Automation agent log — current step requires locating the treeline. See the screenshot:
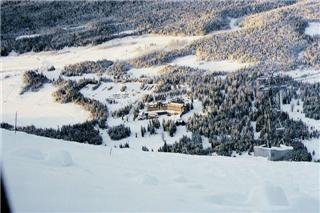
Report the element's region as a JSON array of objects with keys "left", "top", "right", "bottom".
[
  {"left": 61, "top": 60, "right": 113, "bottom": 76},
  {"left": 0, "top": 121, "right": 102, "bottom": 145},
  {"left": 107, "top": 61, "right": 131, "bottom": 80},
  {"left": 20, "top": 70, "right": 50, "bottom": 94},
  {"left": 301, "top": 83, "right": 320, "bottom": 120},
  {"left": 159, "top": 133, "right": 211, "bottom": 155},
  {"left": 53, "top": 78, "right": 108, "bottom": 127},
  {"left": 112, "top": 104, "right": 132, "bottom": 118},
  {"left": 1, "top": 0, "right": 295, "bottom": 55},
  {"left": 108, "top": 124, "right": 131, "bottom": 140}
]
